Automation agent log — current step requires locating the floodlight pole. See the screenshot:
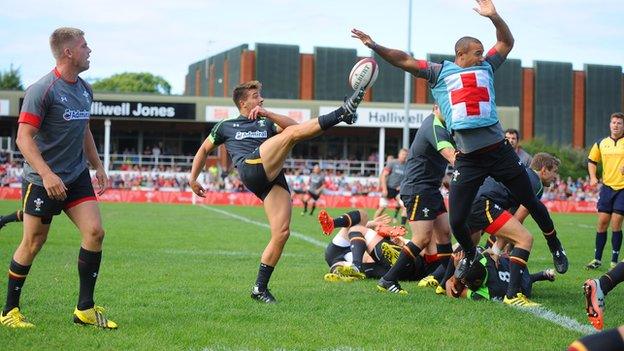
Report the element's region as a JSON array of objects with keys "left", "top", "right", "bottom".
[
  {"left": 104, "top": 119, "right": 111, "bottom": 172},
  {"left": 402, "top": 0, "right": 413, "bottom": 149}
]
